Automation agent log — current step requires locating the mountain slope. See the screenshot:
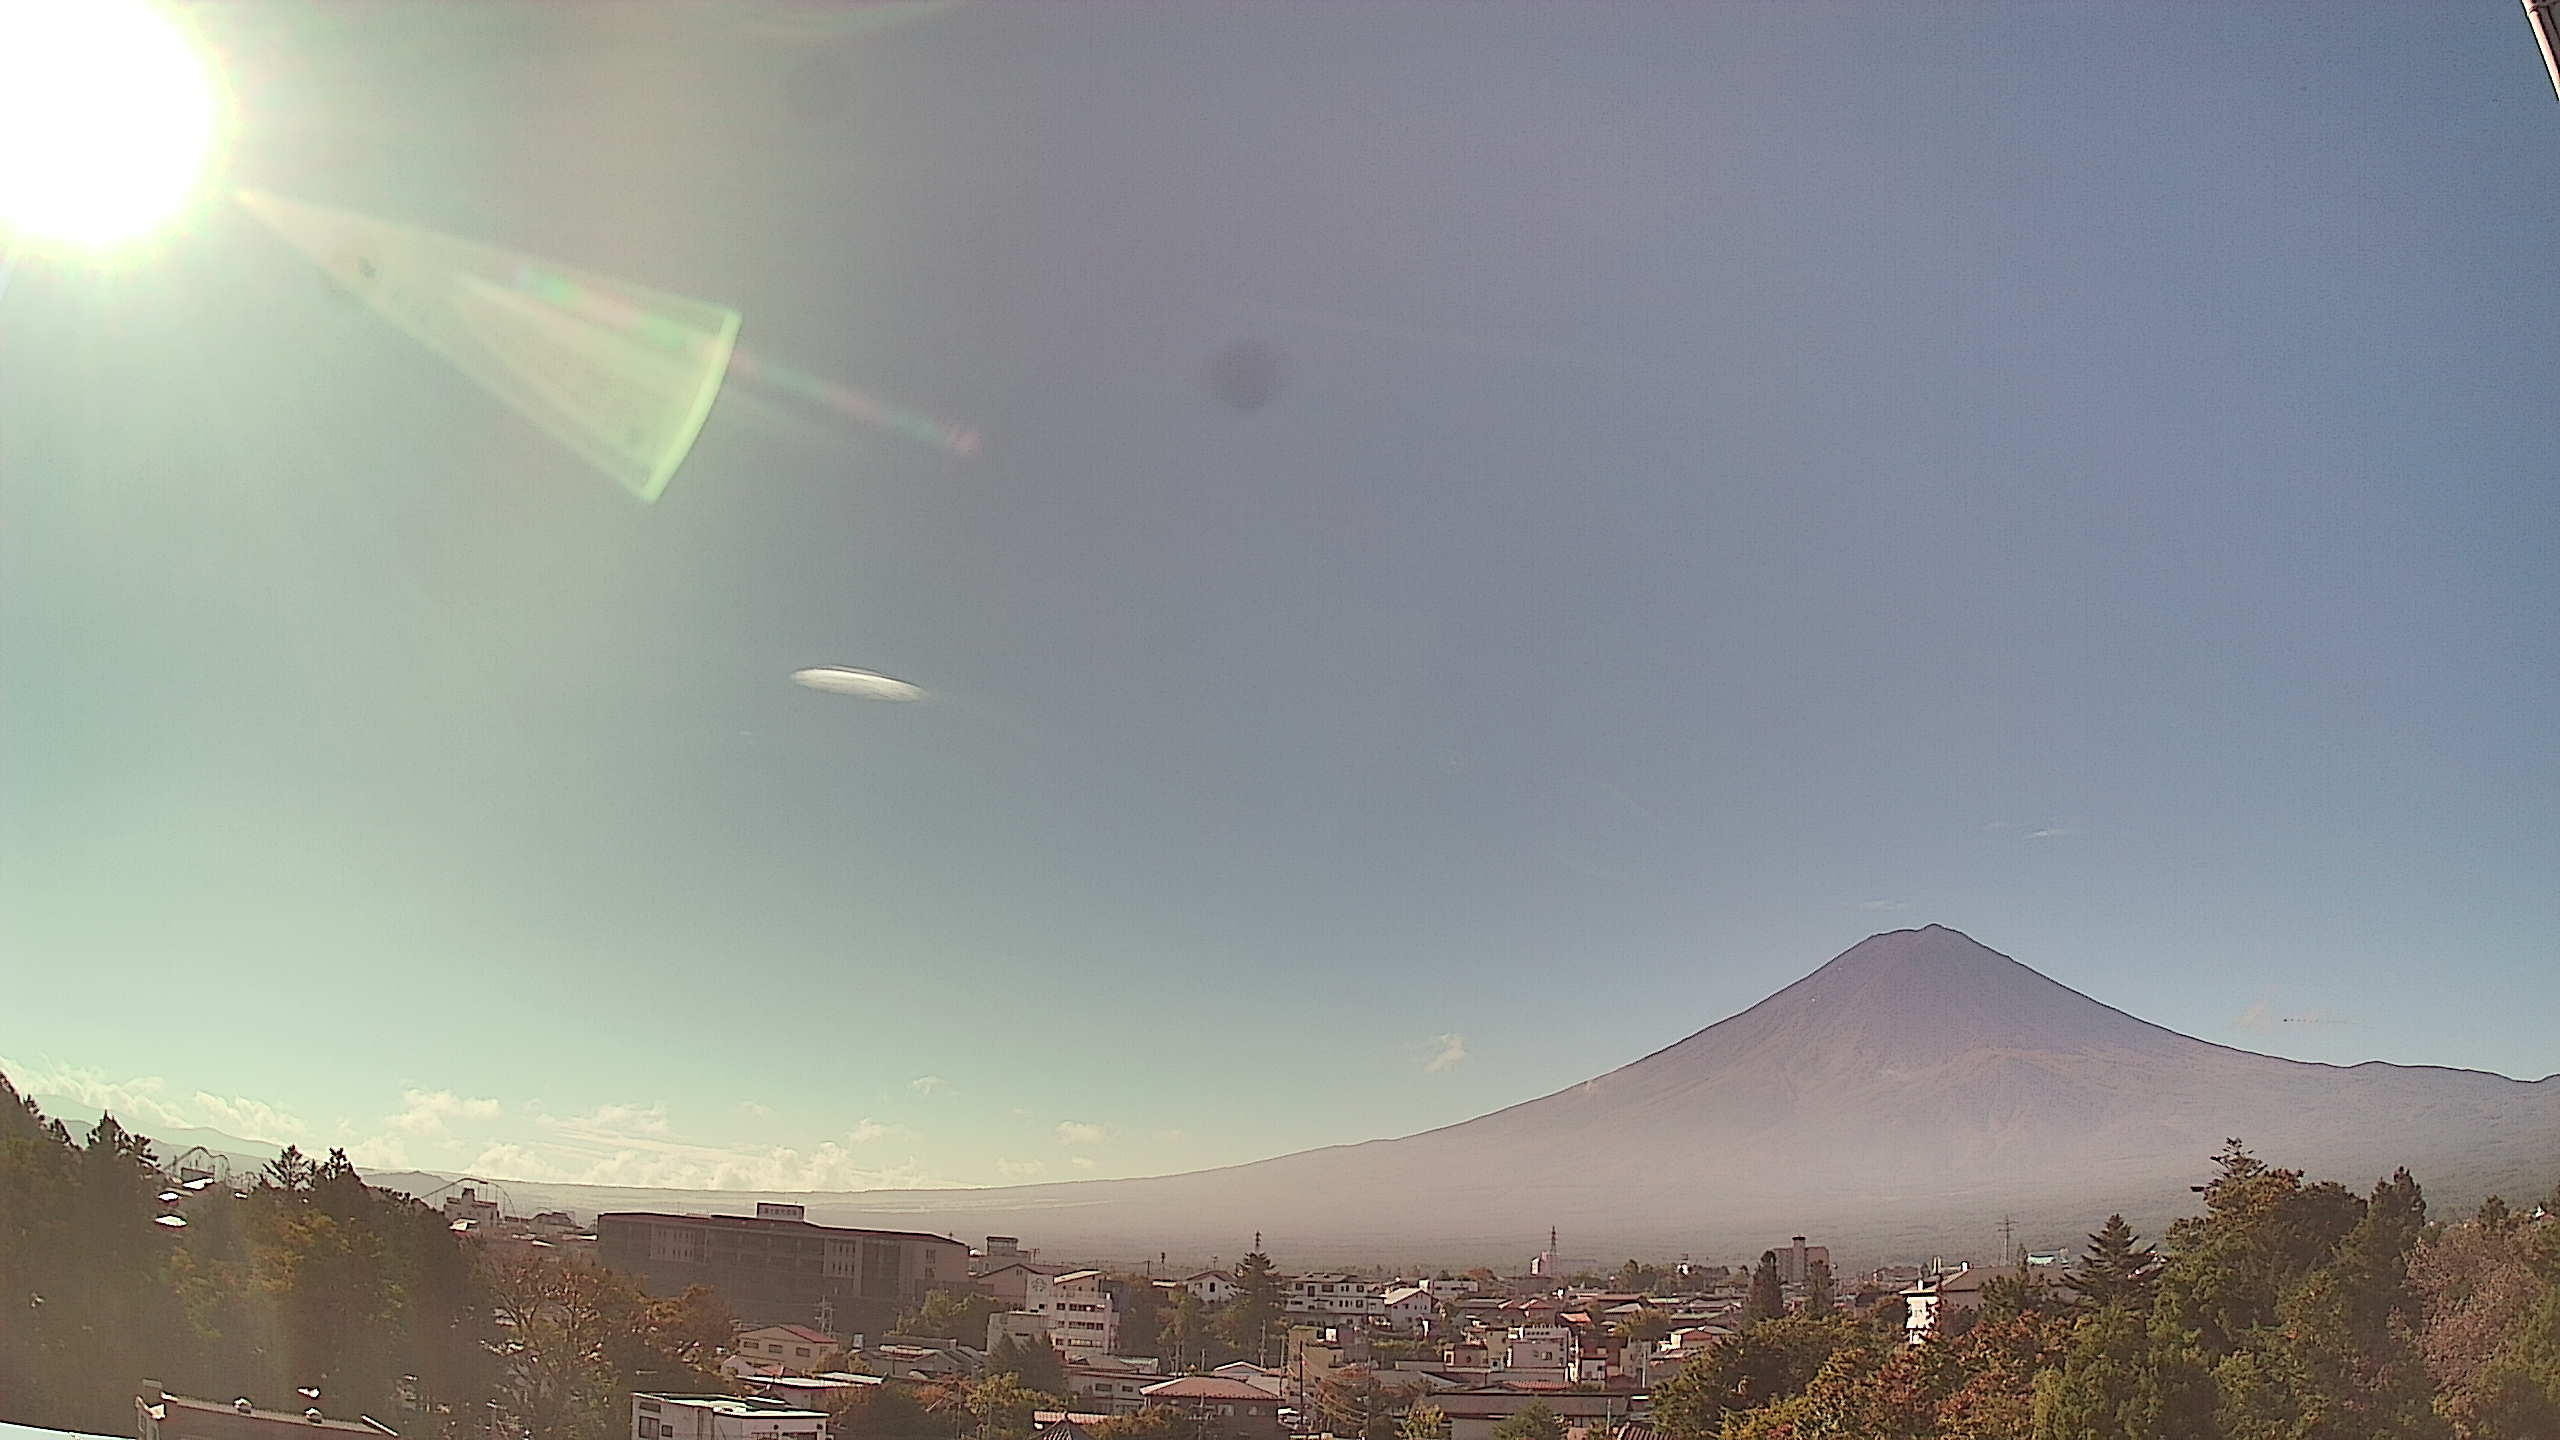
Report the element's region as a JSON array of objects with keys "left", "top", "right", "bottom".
[{"left": 382, "top": 928, "right": 2560, "bottom": 1265}]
